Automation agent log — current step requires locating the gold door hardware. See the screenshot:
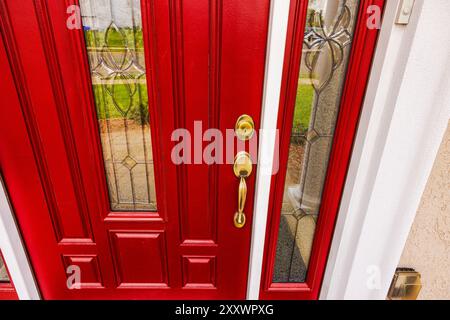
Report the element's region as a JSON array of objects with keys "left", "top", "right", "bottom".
[
  {"left": 235, "top": 115, "right": 255, "bottom": 141},
  {"left": 387, "top": 268, "right": 422, "bottom": 300},
  {"left": 233, "top": 151, "right": 253, "bottom": 228}
]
